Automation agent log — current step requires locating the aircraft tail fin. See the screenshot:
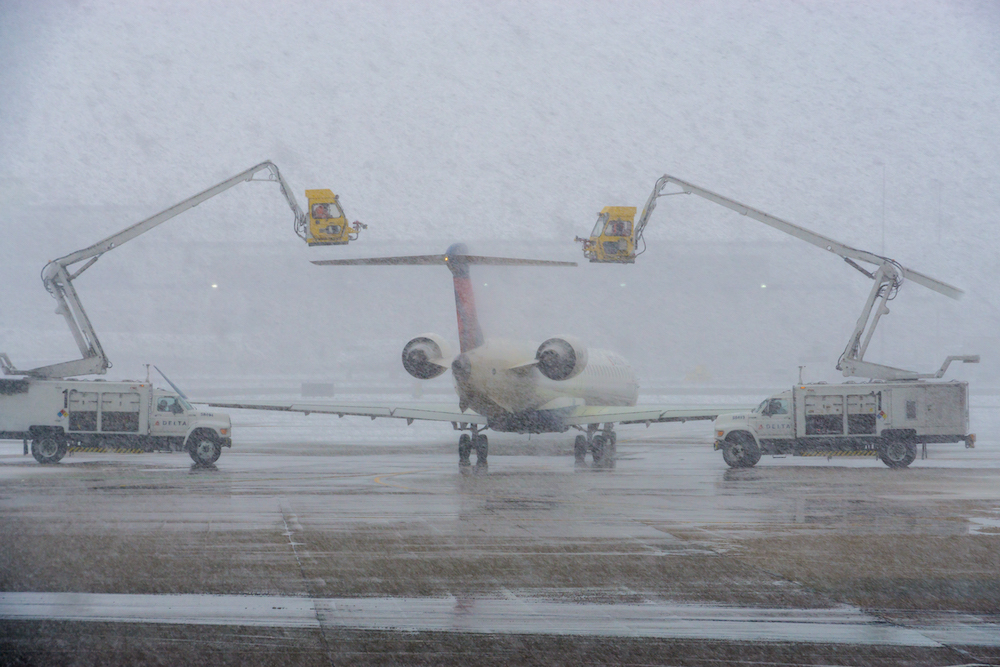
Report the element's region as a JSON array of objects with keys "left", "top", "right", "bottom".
[{"left": 445, "top": 245, "right": 485, "bottom": 353}]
